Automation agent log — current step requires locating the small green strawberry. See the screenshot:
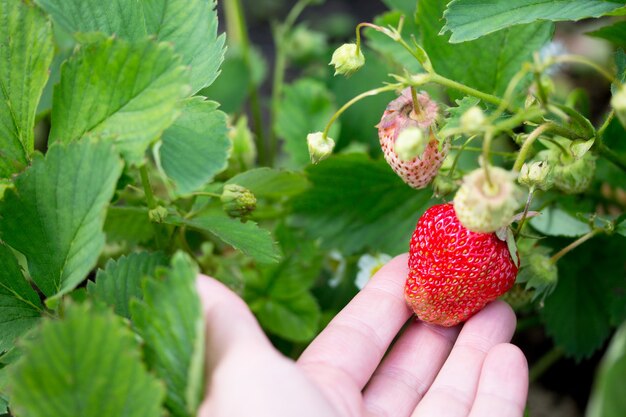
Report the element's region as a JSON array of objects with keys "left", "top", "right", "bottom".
[
  {"left": 500, "top": 284, "right": 534, "bottom": 311},
  {"left": 453, "top": 166, "right": 521, "bottom": 233},
  {"left": 536, "top": 149, "right": 596, "bottom": 194},
  {"left": 221, "top": 184, "right": 256, "bottom": 218},
  {"left": 405, "top": 203, "right": 519, "bottom": 327}
]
